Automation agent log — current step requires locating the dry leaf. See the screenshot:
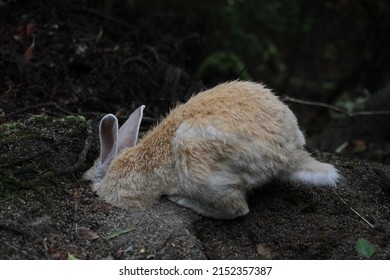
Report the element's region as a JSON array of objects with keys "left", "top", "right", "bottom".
[
  {"left": 24, "top": 38, "right": 35, "bottom": 60},
  {"left": 68, "top": 253, "right": 79, "bottom": 260},
  {"left": 77, "top": 227, "right": 100, "bottom": 241},
  {"left": 353, "top": 139, "right": 366, "bottom": 153}
]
